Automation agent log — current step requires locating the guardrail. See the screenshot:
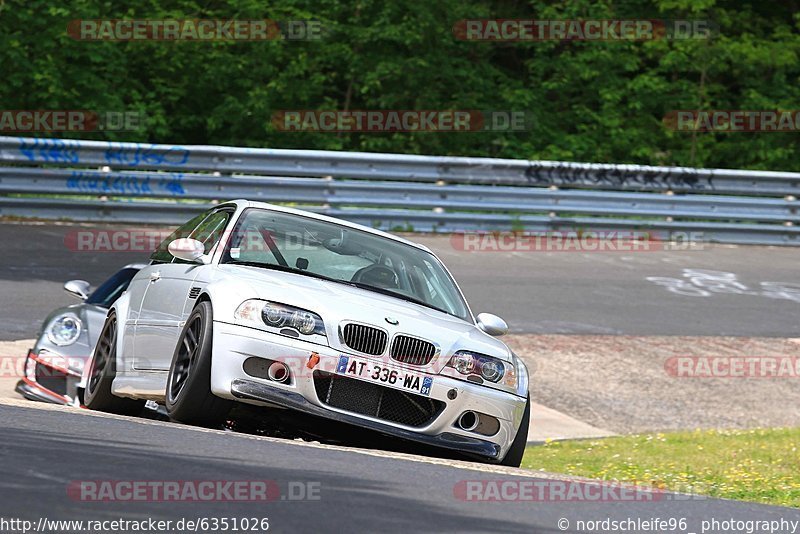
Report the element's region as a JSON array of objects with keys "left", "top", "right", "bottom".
[{"left": 0, "top": 136, "right": 798, "bottom": 245}]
